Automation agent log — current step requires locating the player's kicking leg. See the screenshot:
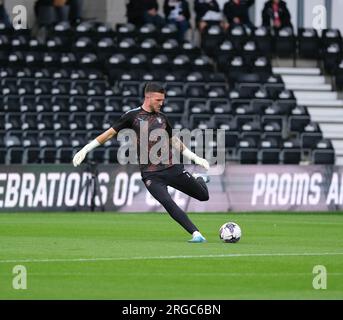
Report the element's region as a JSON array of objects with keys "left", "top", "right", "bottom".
[
  {"left": 168, "top": 169, "right": 209, "bottom": 202},
  {"left": 143, "top": 176, "right": 206, "bottom": 243},
  {"left": 165, "top": 169, "right": 210, "bottom": 242}
]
